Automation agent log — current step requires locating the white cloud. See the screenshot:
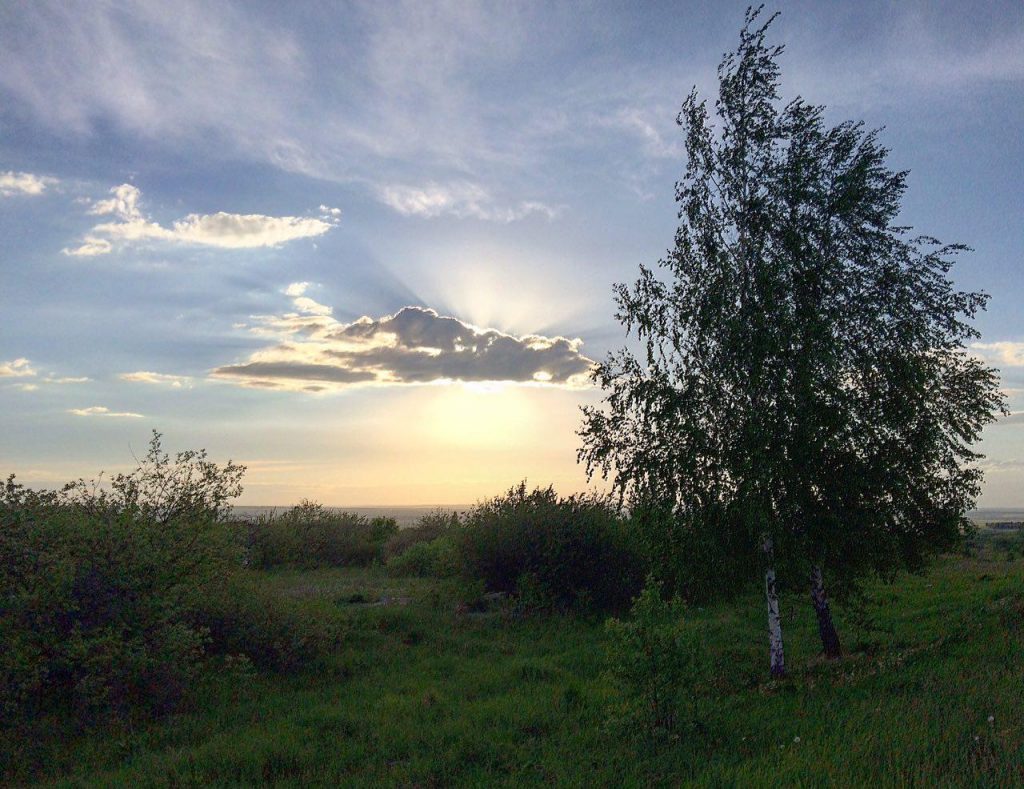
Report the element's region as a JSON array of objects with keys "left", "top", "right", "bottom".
[
  {"left": 64, "top": 184, "right": 335, "bottom": 256},
  {"left": 69, "top": 406, "right": 143, "bottom": 418},
  {"left": 212, "top": 293, "right": 595, "bottom": 392},
  {"left": 171, "top": 212, "right": 333, "bottom": 248},
  {"left": 0, "top": 171, "right": 57, "bottom": 196},
  {"left": 2, "top": 359, "right": 91, "bottom": 386},
  {"left": 88, "top": 182, "right": 142, "bottom": 217},
  {"left": 319, "top": 204, "right": 342, "bottom": 217},
  {"left": 292, "top": 297, "right": 332, "bottom": 316},
  {"left": 0, "top": 358, "right": 36, "bottom": 377},
  {"left": 281, "top": 281, "right": 332, "bottom": 316},
  {"left": 598, "top": 108, "right": 681, "bottom": 159},
  {"left": 971, "top": 342, "right": 1024, "bottom": 367},
  {"left": 379, "top": 182, "right": 557, "bottom": 222},
  {"left": 119, "top": 371, "right": 193, "bottom": 388},
  {"left": 64, "top": 237, "right": 113, "bottom": 257}
]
